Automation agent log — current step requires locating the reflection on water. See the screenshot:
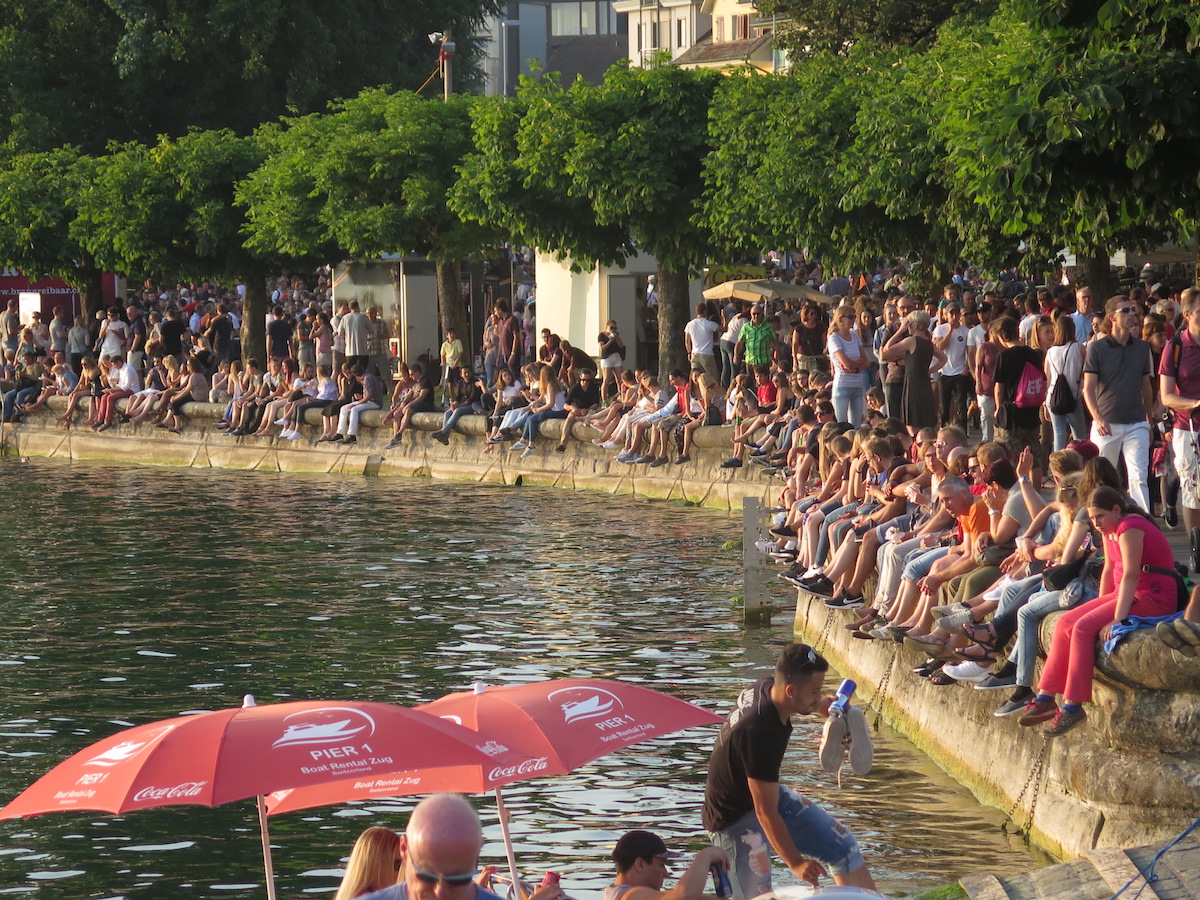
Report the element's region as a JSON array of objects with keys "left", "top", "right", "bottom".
[{"left": 0, "top": 460, "right": 1047, "bottom": 898}]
